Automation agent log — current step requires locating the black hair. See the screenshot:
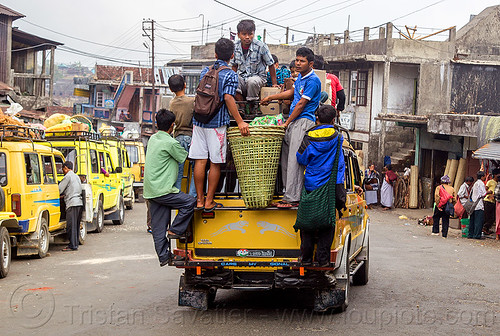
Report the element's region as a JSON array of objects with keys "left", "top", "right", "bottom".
[
  {"left": 492, "top": 168, "right": 500, "bottom": 176},
  {"left": 317, "top": 105, "right": 336, "bottom": 124},
  {"left": 156, "top": 109, "right": 176, "bottom": 132},
  {"left": 314, "top": 55, "right": 325, "bottom": 70},
  {"left": 289, "top": 60, "right": 296, "bottom": 69},
  {"left": 237, "top": 19, "right": 255, "bottom": 33},
  {"left": 167, "top": 74, "right": 185, "bottom": 93},
  {"left": 477, "top": 171, "right": 485, "bottom": 179},
  {"left": 271, "top": 54, "right": 278, "bottom": 64},
  {"left": 215, "top": 38, "right": 234, "bottom": 62},
  {"left": 296, "top": 47, "right": 315, "bottom": 62},
  {"left": 464, "top": 176, "right": 474, "bottom": 182},
  {"left": 62, "top": 161, "right": 73, "bottom": 170},
  {"left": 386, "top": 164, "right": 393, "bottom": 171}
]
